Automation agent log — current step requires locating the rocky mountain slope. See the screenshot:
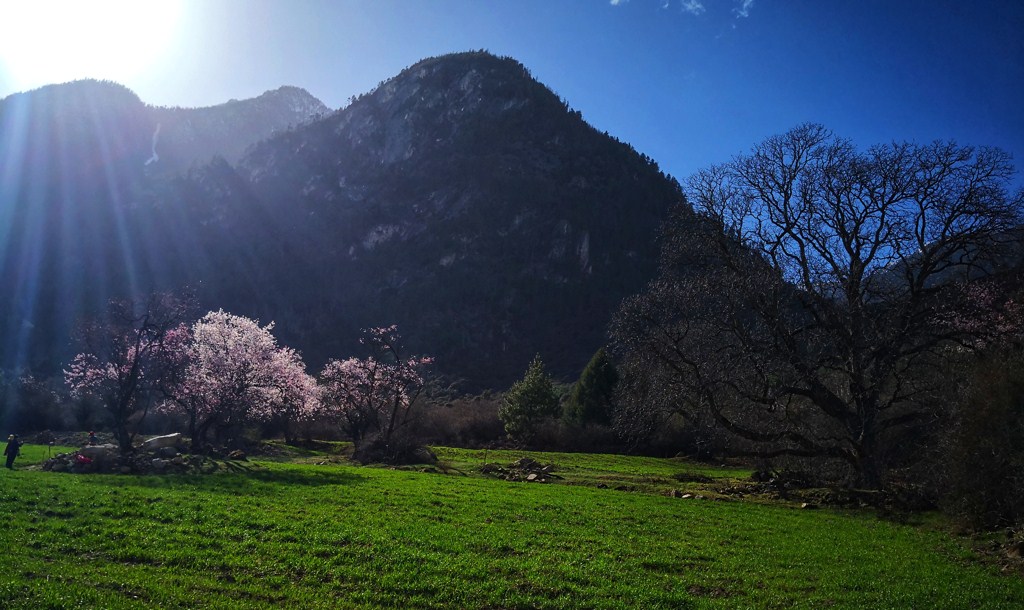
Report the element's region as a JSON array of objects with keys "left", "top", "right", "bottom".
[
  {"left": 148, "top": 86, "right": 329, "bottom": 175},
  {"left": 1, "top": 52, "right": 695, "bottom": 389}
]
